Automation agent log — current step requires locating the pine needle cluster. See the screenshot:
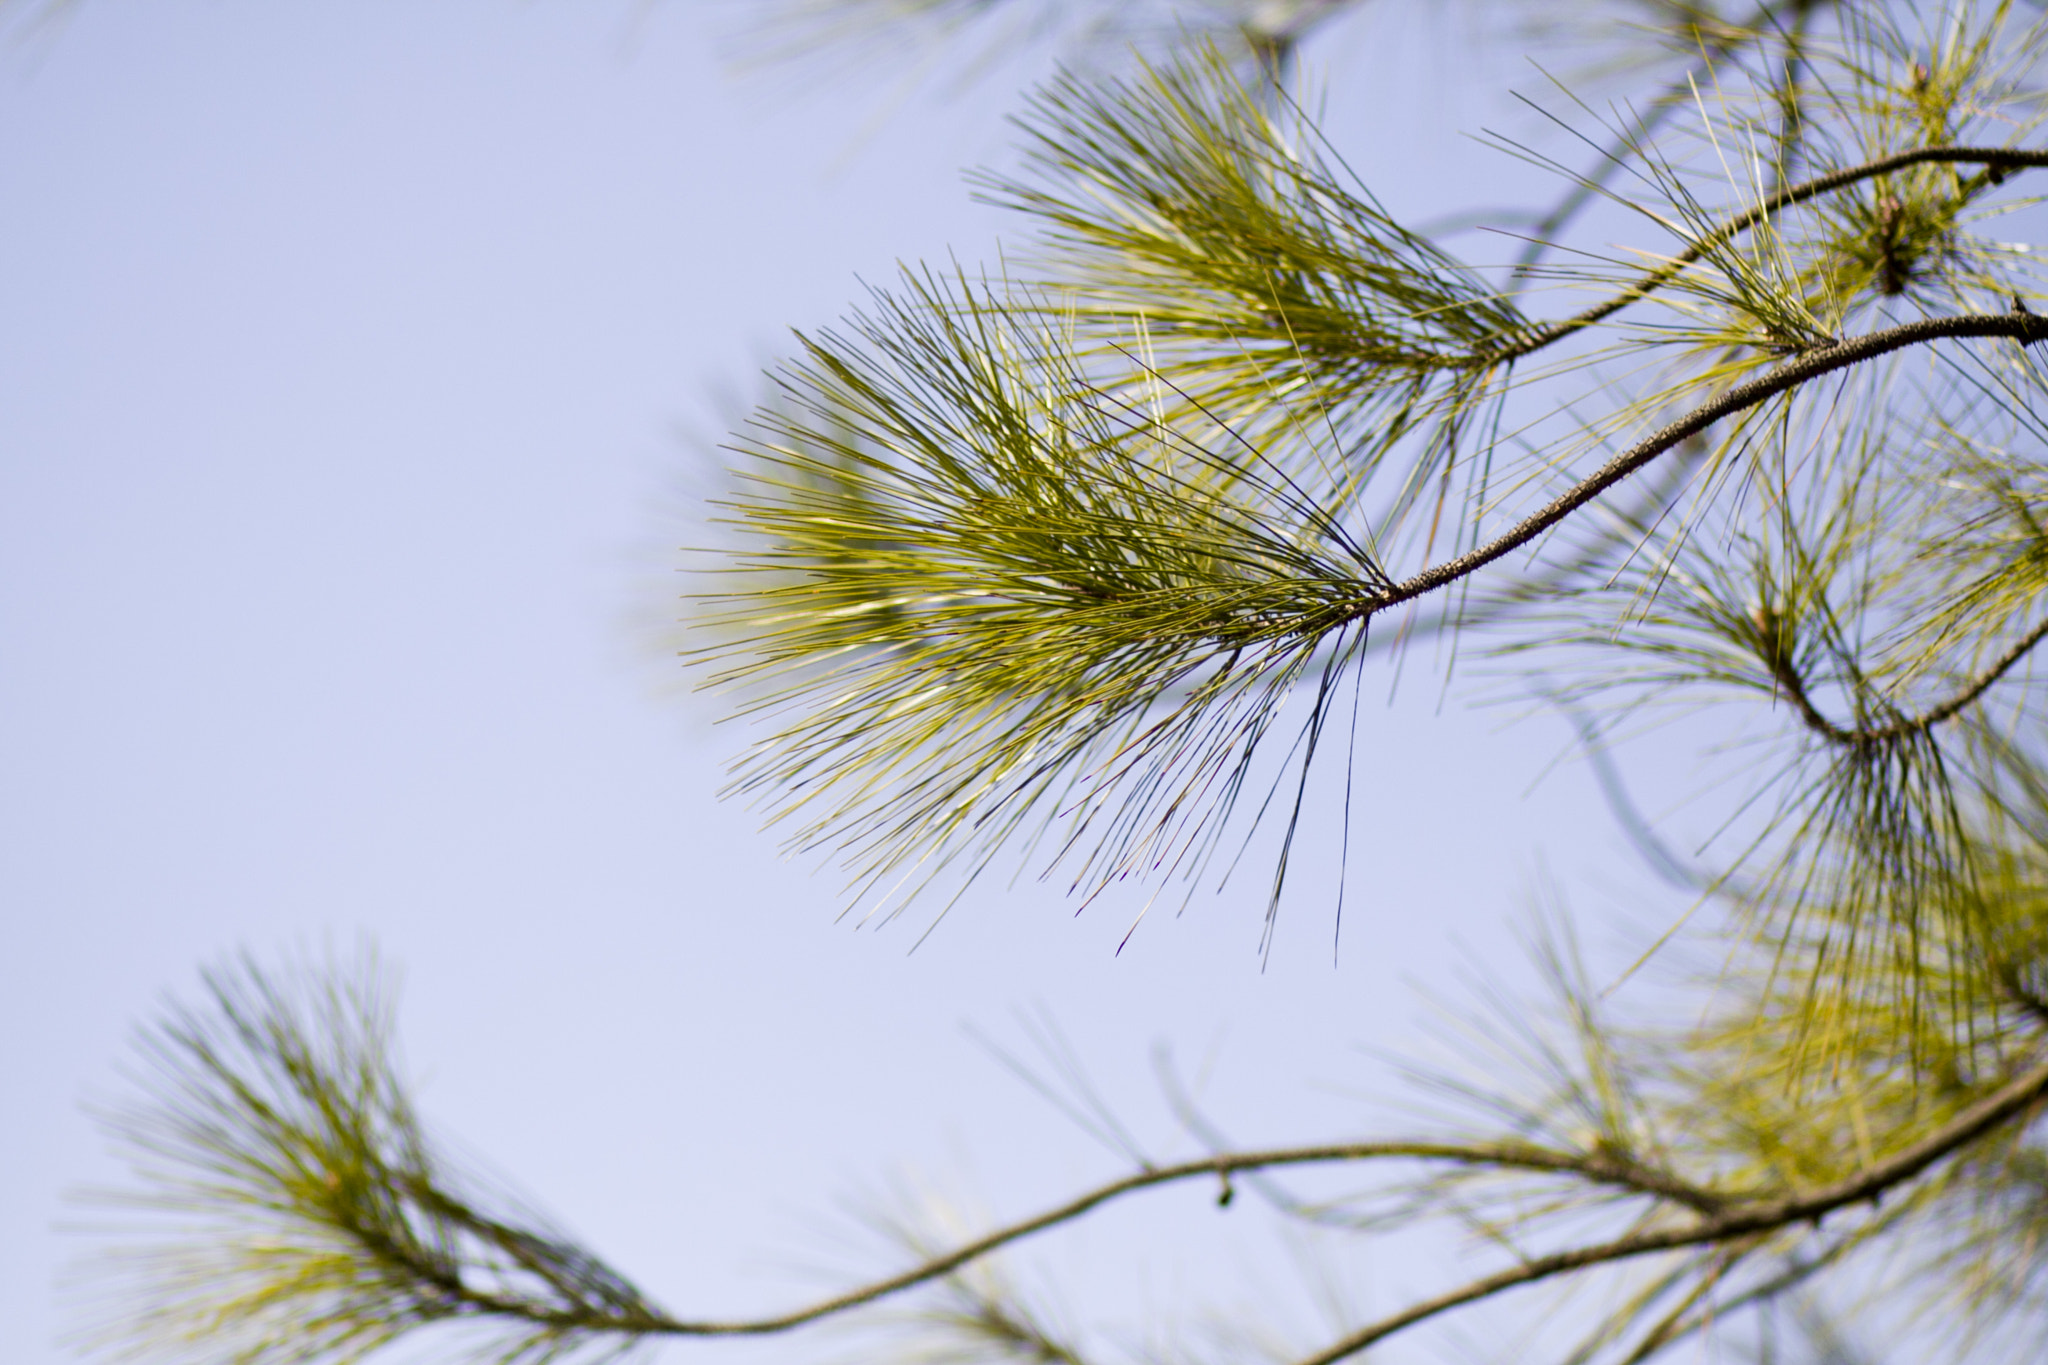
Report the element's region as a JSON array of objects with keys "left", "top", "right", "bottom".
[
  {"left": 704, "top": 267, "right": 1391, "bottom": 921},
  {"left": 77, "top": 956, "right": 667, "bottom": 1365}
]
